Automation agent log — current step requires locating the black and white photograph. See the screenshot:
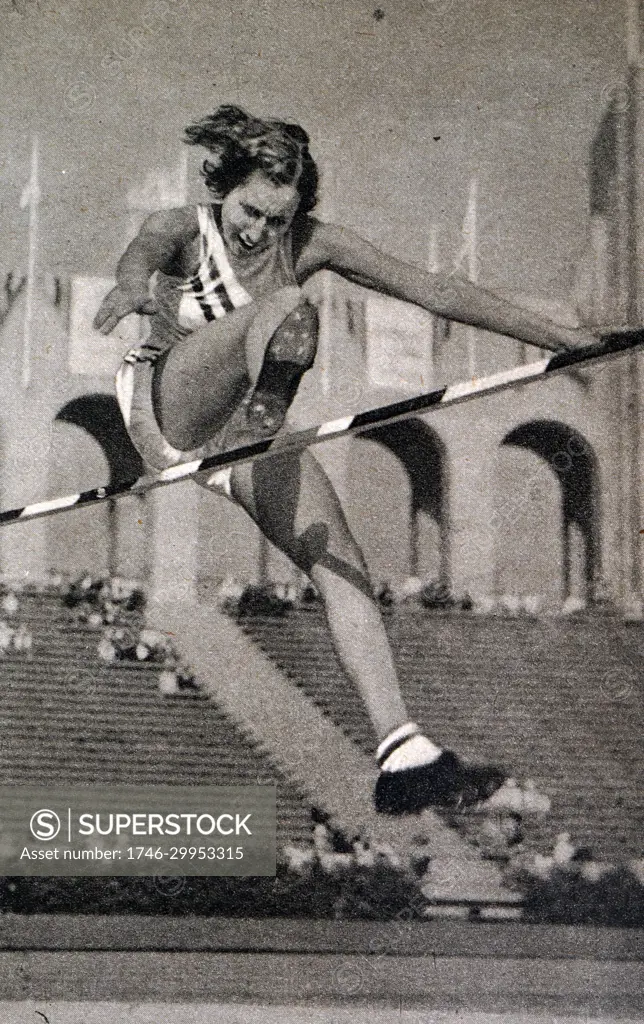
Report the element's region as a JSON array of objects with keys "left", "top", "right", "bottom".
[{"left": 0, "top": 0, "right": 642, "bottom": 1019}]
